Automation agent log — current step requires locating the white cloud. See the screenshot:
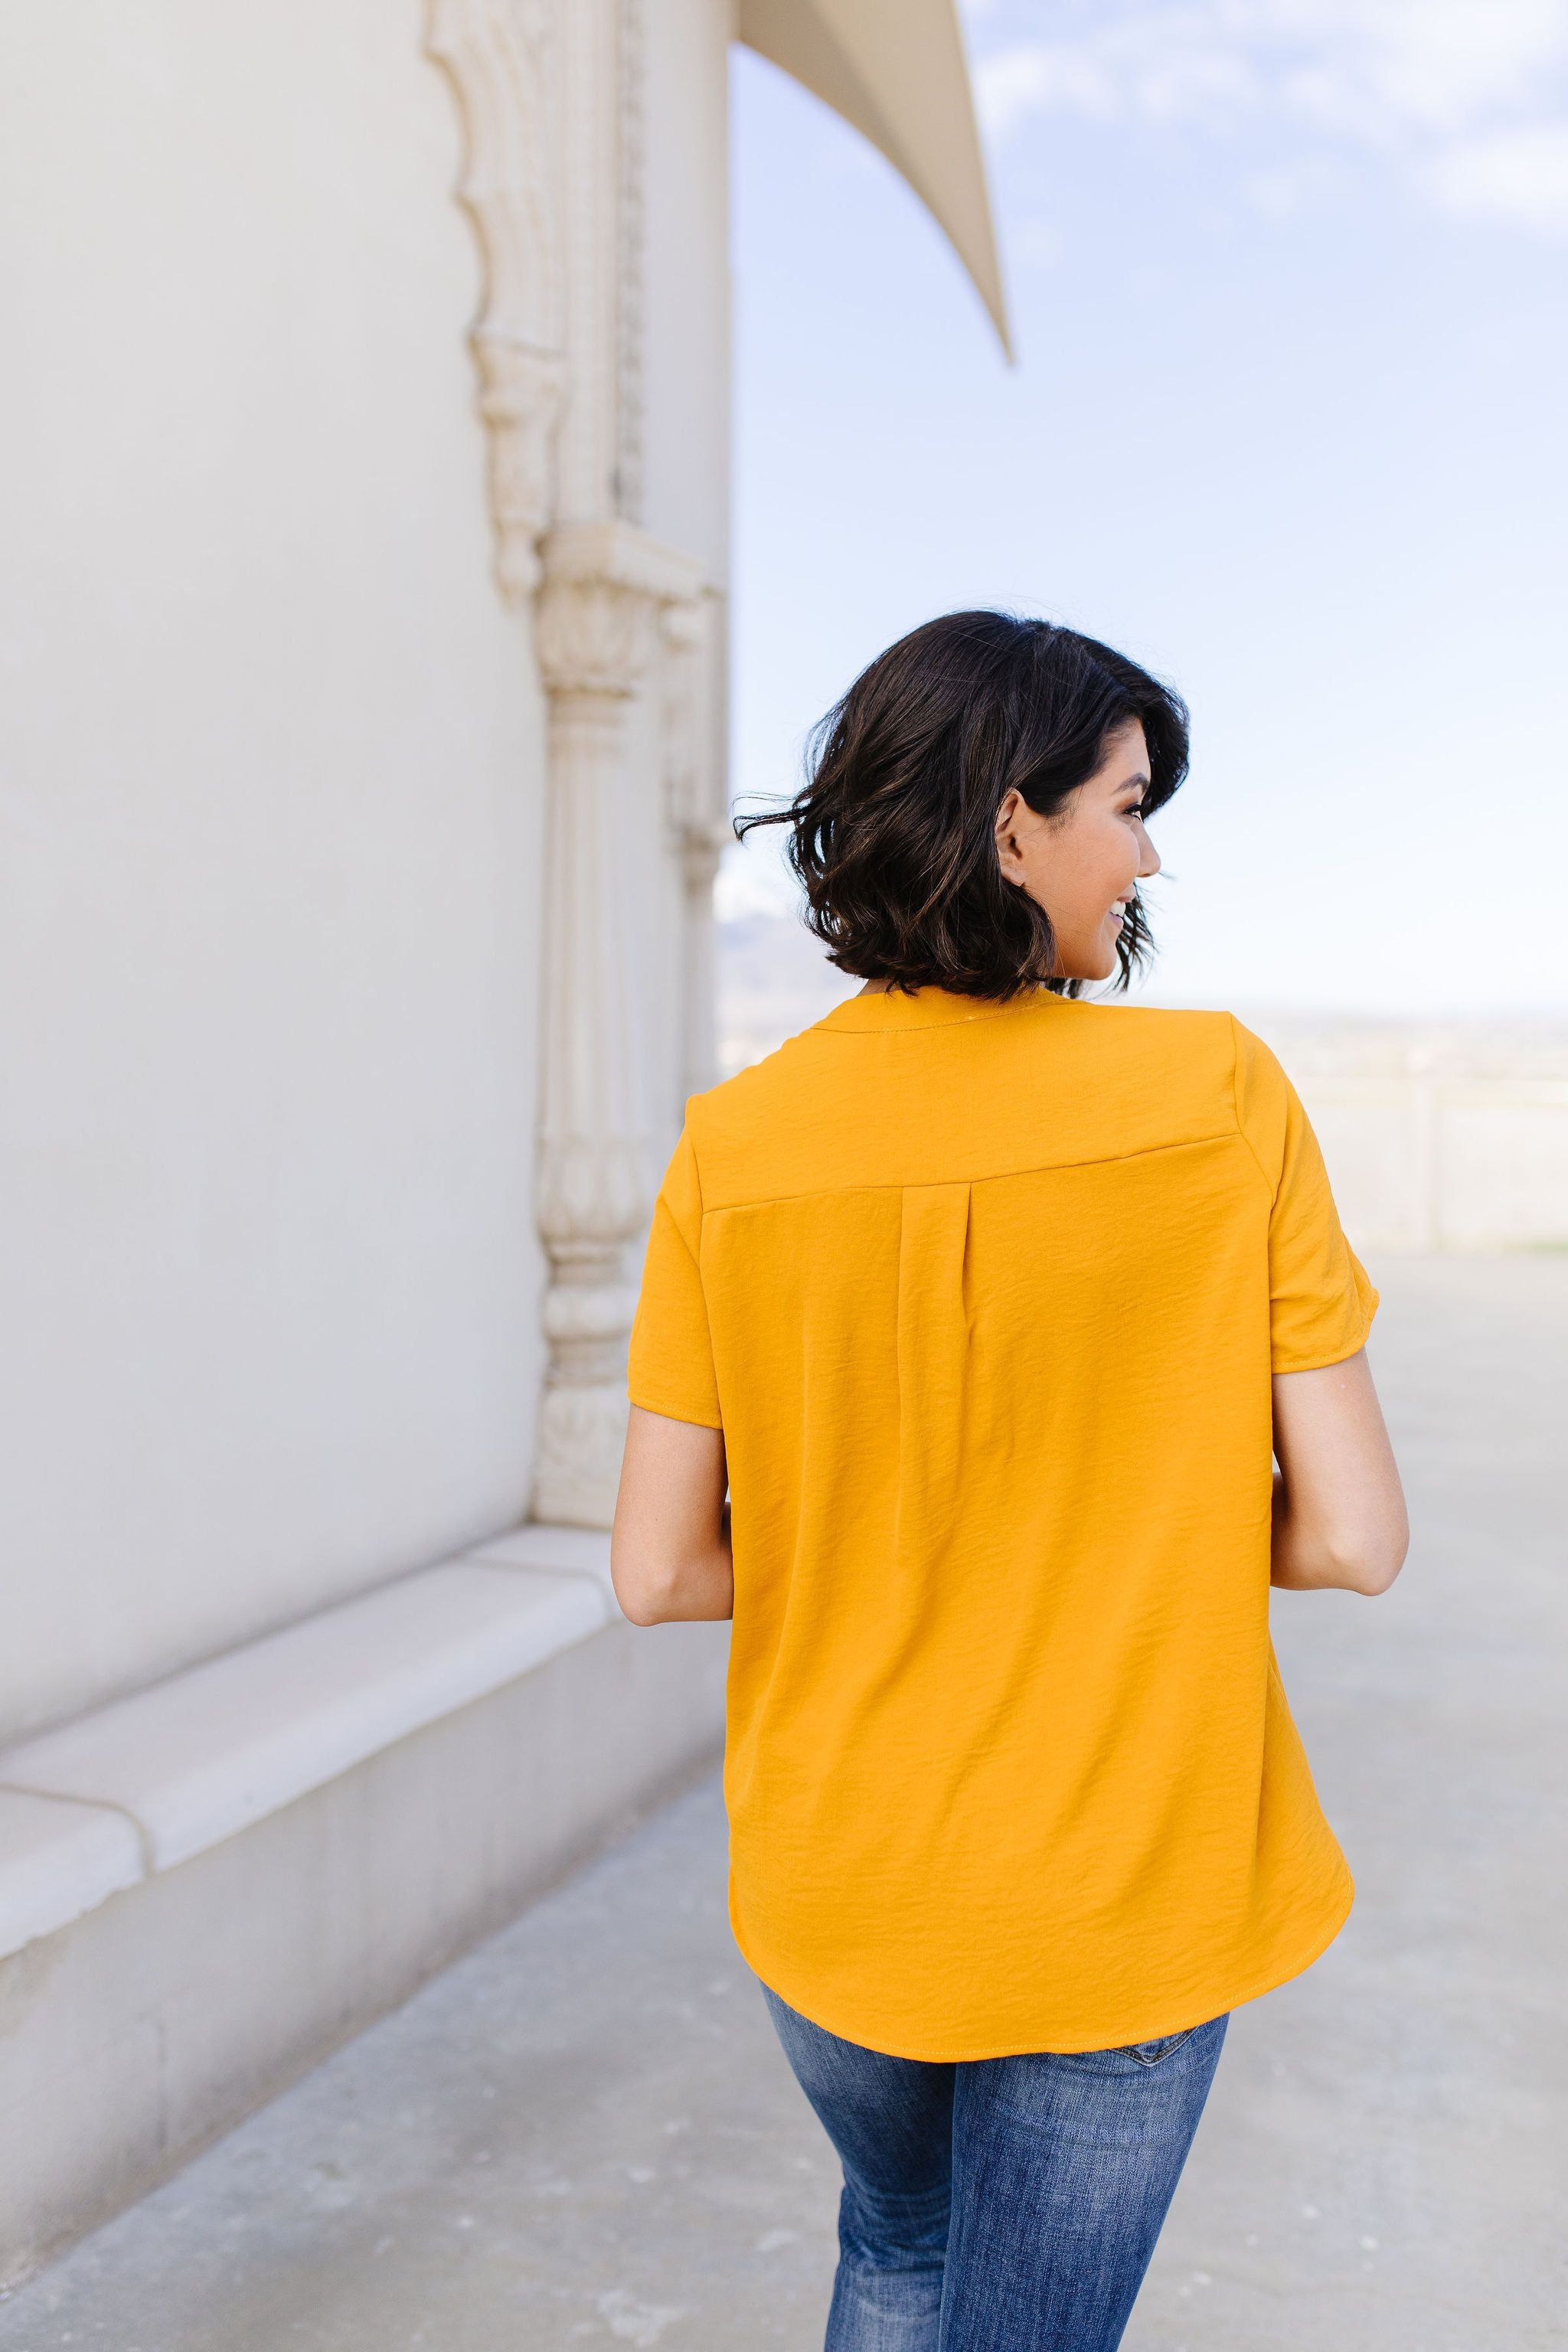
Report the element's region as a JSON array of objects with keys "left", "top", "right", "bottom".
[
  {"left": 975, "top": 17, "right": 1268, "bottom": 139},
  {"left": 1308, "top": 0, "right": 1568, "bottom": 127},
  {"left": 1427, "top": 120, "right": 1568, "bottom": 226},
  {"left": 969, "top": 0, "right": 1568, "bottom": 233},
  {"left": 977, "top": 47, "right": 1122, "bottom": 136}
]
